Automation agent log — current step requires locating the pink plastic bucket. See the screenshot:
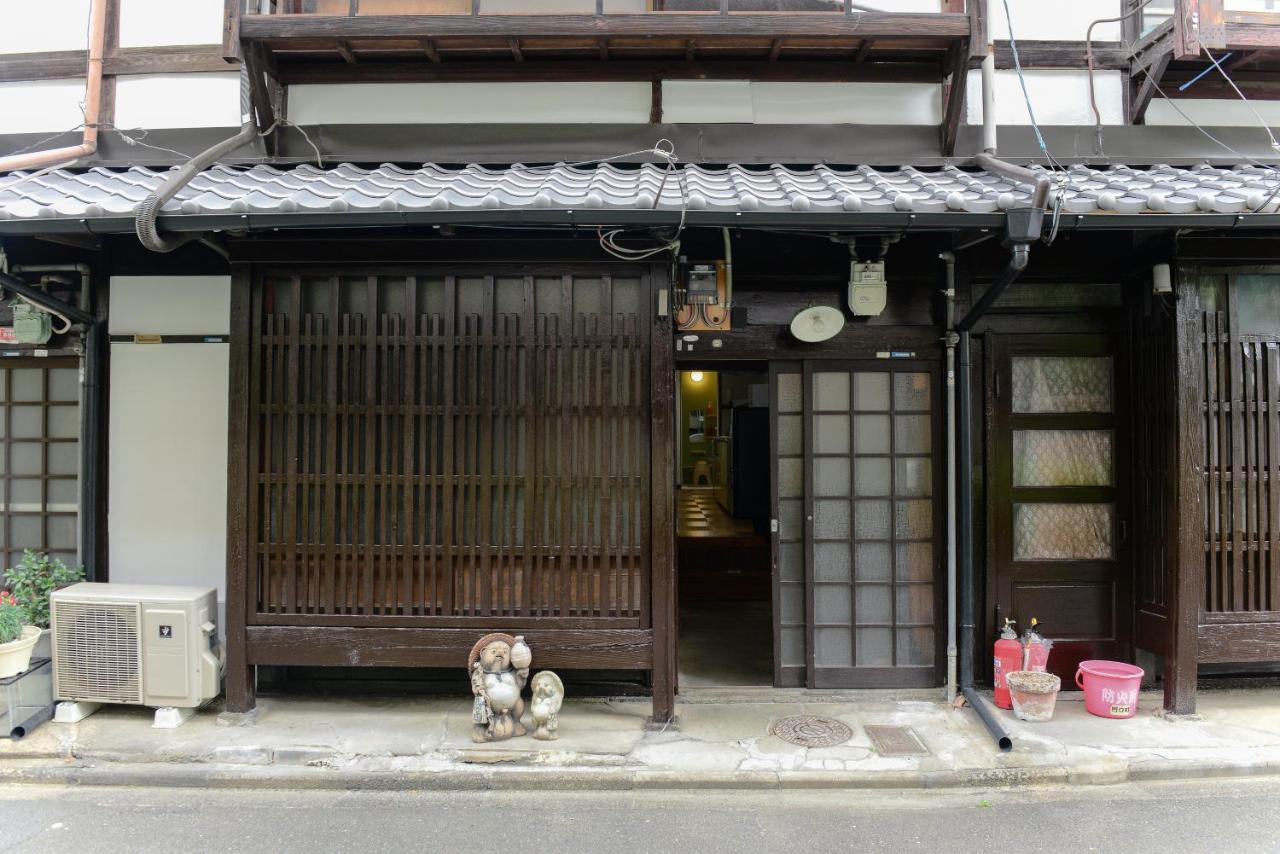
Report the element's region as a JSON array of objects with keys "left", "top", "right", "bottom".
[{"left": 1074, "top": 660, "right": 1144, "bottom": 719}]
